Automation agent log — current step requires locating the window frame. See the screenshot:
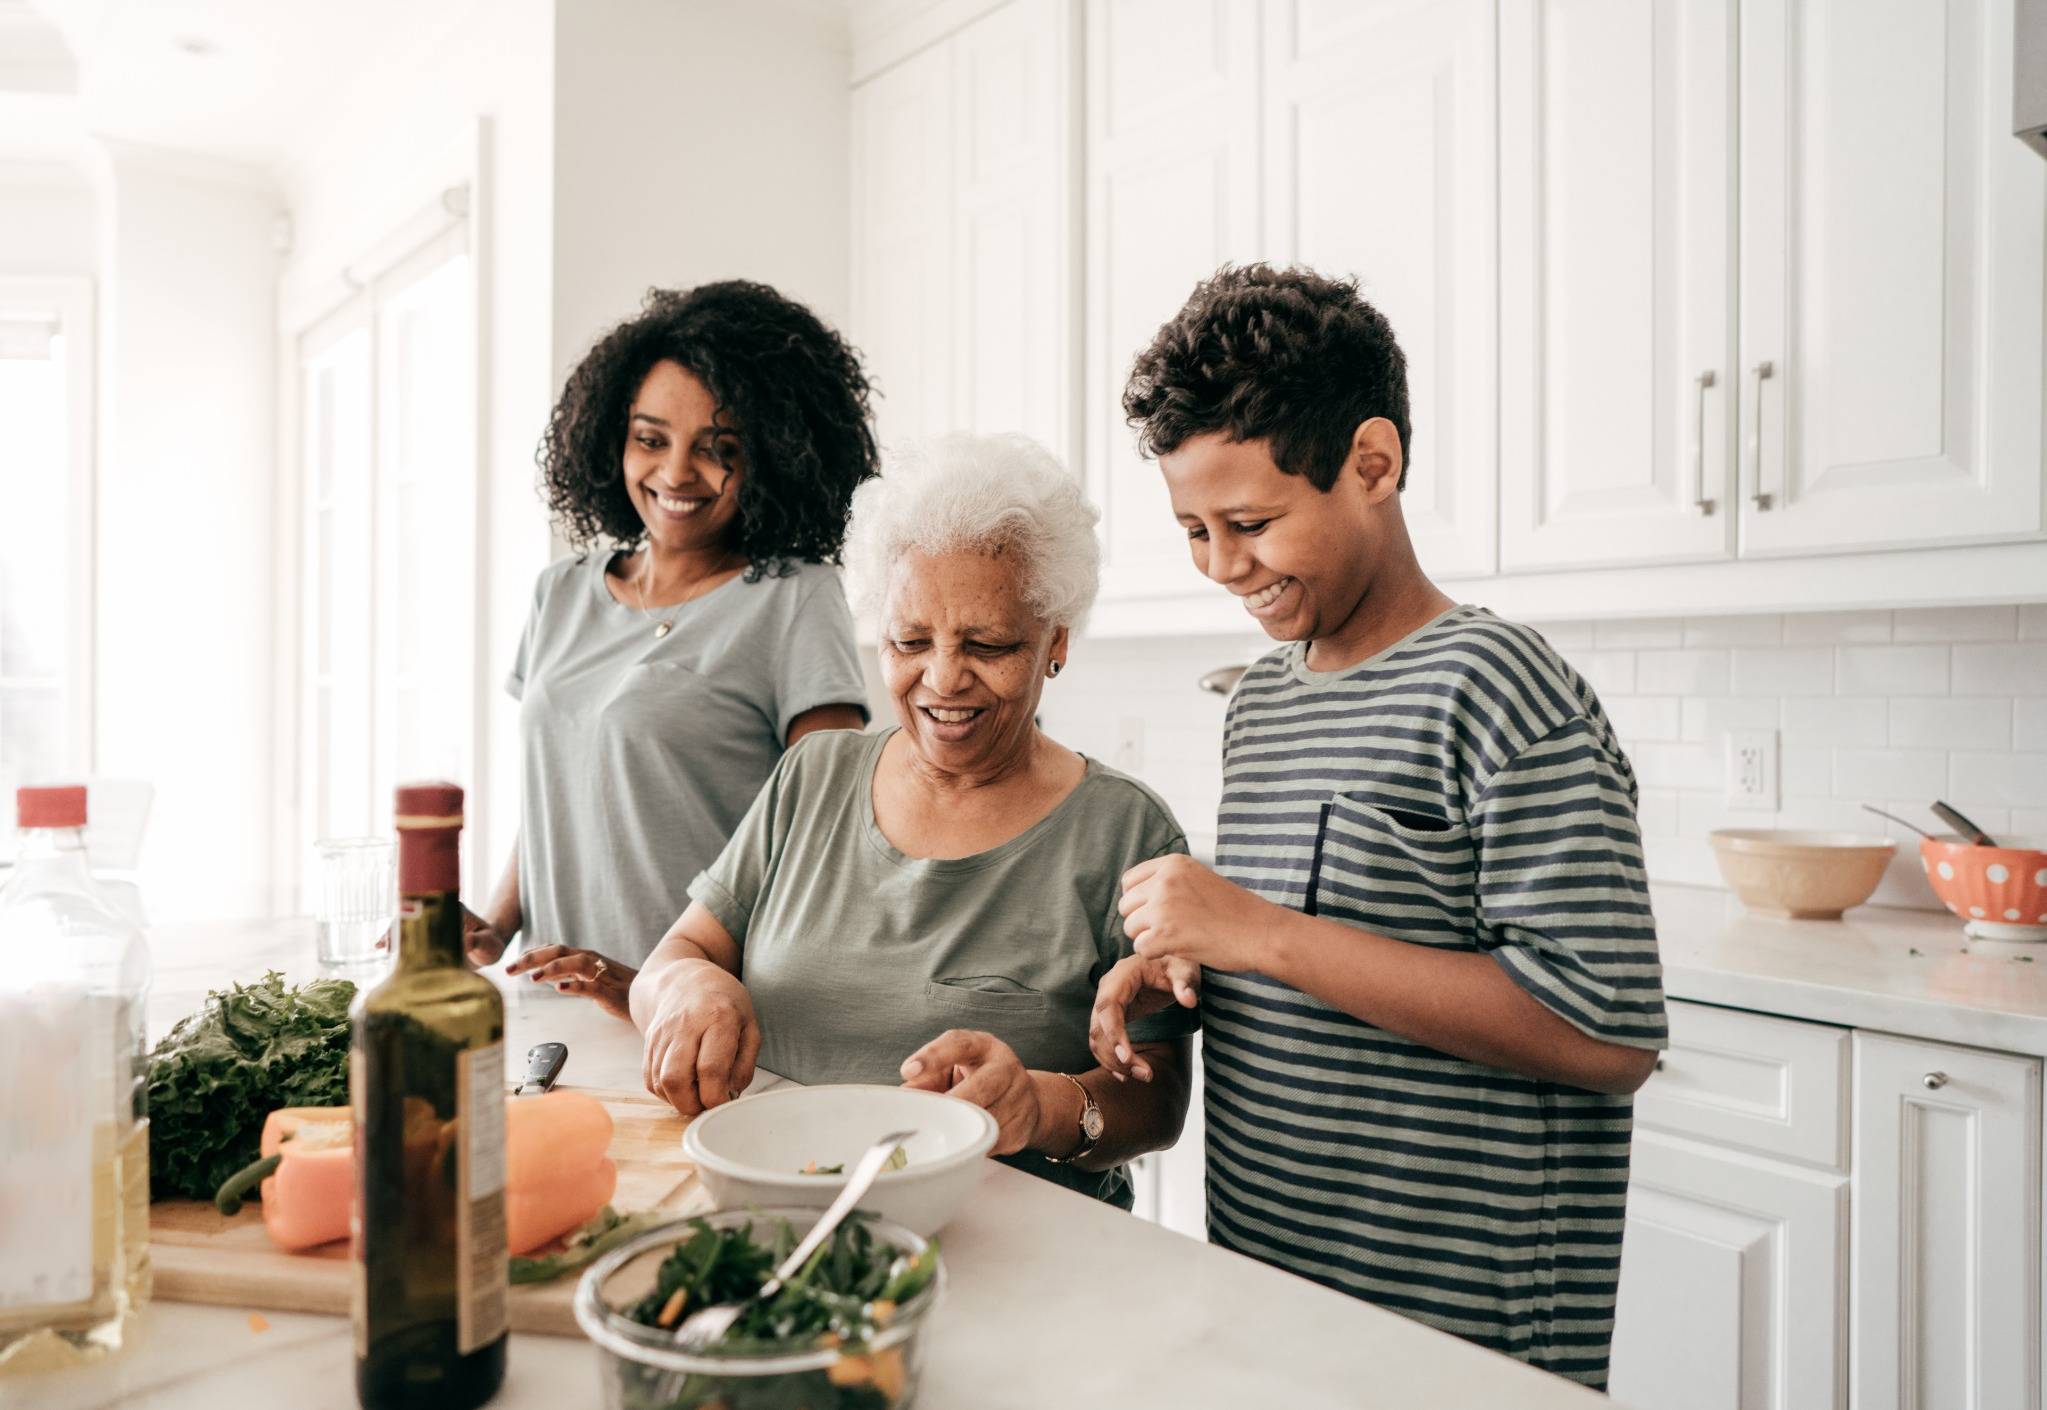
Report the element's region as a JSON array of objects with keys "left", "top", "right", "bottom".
[{"left": 0, "top": 273, "right": 96, "bottom": 784}]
